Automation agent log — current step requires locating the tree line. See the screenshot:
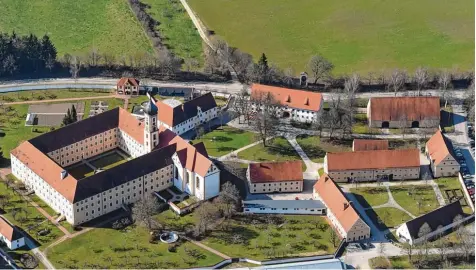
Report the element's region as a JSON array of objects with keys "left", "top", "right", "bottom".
[{"left": 0, "top": 32, "right": 57, "bottom": 77}]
